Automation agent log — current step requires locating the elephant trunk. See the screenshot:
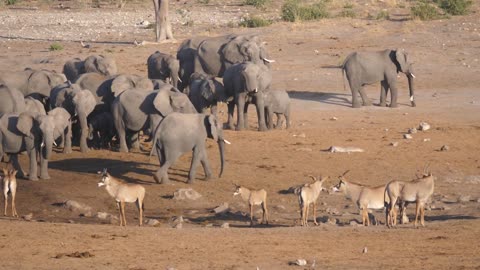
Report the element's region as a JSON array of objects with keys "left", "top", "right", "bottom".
[
  {"left": 217, "top": 139, "right": 225, "bottom": 178},
  {"left": 407, "top": 74, "right": 415, "bottom": 107},
  {"left": 78, "top": 110, "right": 89, "bottom": 153},
  {"left": 43, "top": 132, "right": 54, "bottom": 160}
]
